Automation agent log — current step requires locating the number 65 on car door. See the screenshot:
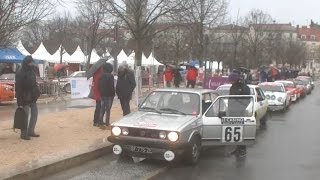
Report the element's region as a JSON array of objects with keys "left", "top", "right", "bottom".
[{"left": 202, "top": 95, "right": 257, "bottom": 146}]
